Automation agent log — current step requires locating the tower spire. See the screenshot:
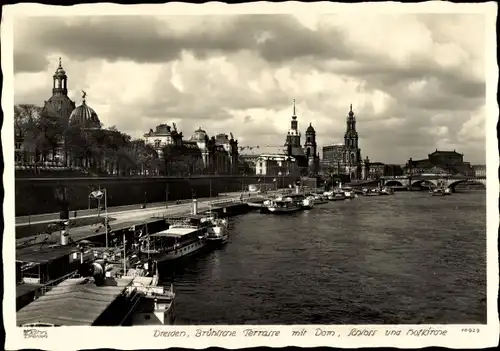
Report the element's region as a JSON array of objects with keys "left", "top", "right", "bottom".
[
  {"left": 350, "top": 103, "right": 352, "bottom": 112},
  {"left": 293, "top": 98, "right": 296, "bottom": 116},
  {"left": 58, "top": 57, "right": 62, "bottom": 68},
  {"left": 82, "top": 90, "right": 87, "bottom": 104}
]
